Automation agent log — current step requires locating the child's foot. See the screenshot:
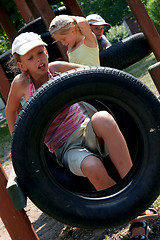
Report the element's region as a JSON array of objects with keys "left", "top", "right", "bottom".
[
  {"left": 129, "top": 221, "right": 149, "bottom": 239},
  {"left": 134, "top": 207, "right": 158, "bottom": 221},
  {"left": 129, "top": 207, "right": 158, "bottom": 239}
]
